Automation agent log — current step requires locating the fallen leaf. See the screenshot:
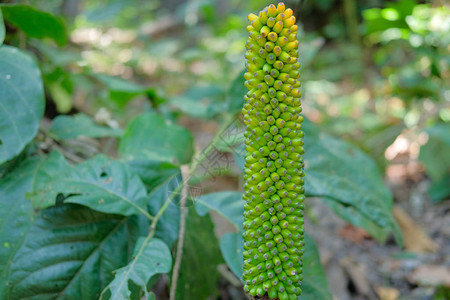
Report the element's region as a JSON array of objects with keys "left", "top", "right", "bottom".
[
  {"left": 408, "top": 265, "right": 450, "bottom": 287},
  {"left": 375, "top": 286, "right": 399, "bottom": 300},
  {"left": 393, "top": 206, "right": 439, "bottom": 253},
  {"left": 338, "top": 223, "right": 371, "bottom": 243},
  {"left": 340, "top": 258, "right": 377, "bottom": 300}
]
